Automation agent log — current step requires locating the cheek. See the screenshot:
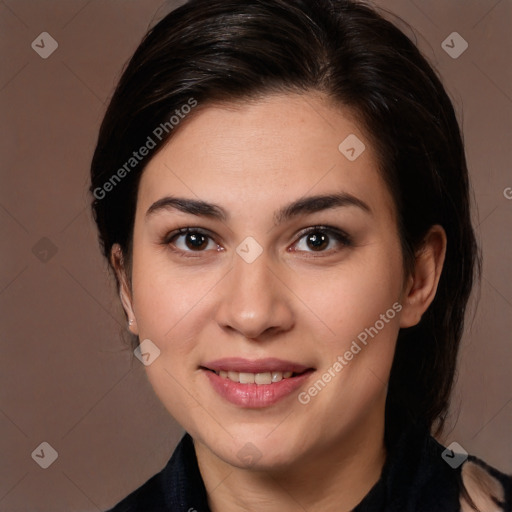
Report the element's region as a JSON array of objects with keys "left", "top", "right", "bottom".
[
  {"left": 129, "top": 247, "right": 215, "bottom": 351},
  {"left": 133, "top": 277, "right": 207, "bottom": 346},
  {"left": 294, "top": 239, "right": 404, "bottom": 413},
  {"left": 295, "top": 244, "right": 404, "bottom": 345},
  {"left": 128, "top": 254, "right": 218, "bottom": 431},
  {"left": 296, "top": 257, "right": 403, "bottom": 434}
]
